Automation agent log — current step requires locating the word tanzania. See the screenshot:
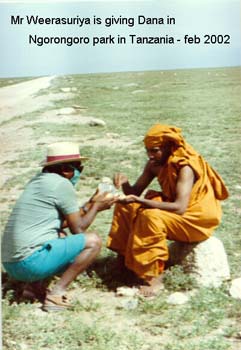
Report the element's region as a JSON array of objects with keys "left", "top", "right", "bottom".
[{"left": 11, "top": 15, "right": 176, "bottom": 27}]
